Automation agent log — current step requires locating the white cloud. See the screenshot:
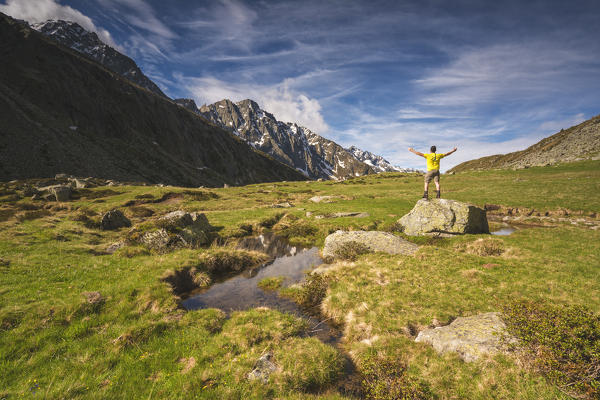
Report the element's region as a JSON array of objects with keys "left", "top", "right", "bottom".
[
  {"left": 181, "top": 75, "right": 329, "bottom": 133},
  {"left": 0, "top": 0, "right": 116, "bottom": 47},
  {"left": 98, "top": 0, "right": 176, "bottom": 39},
  {"left": 414, "top": 43, "right": 596, "bottom": 108}
]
